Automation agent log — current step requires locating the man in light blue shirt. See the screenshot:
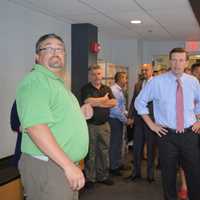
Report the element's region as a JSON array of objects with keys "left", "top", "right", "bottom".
[
  {"left": 109, "top": 72, "right": 128, "bottom": 175},
  {"left": 135, "top": 48, "right": 200, "bottom": 200}
]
